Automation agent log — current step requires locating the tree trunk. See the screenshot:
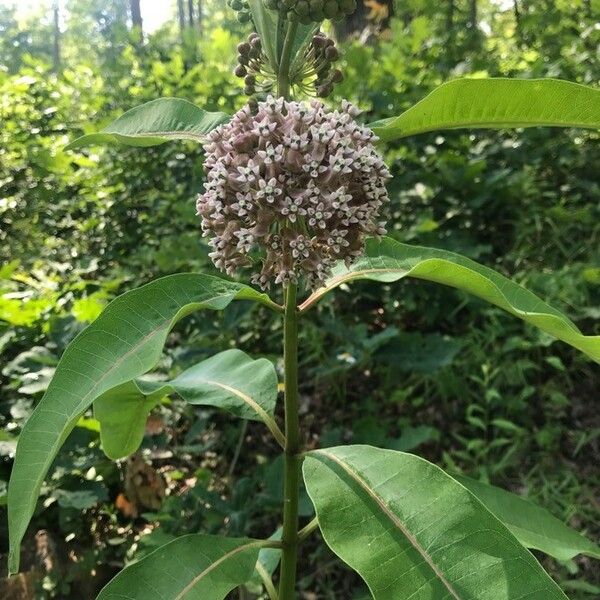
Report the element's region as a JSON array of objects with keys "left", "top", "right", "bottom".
[
  {"left": 513, "top": 0, "right": 522, "bottom": 43},
  {"left": 129, "top": 0, "right": 143, "bottom": 42},
  {"left": 187, "top": 0, "right": 195, "bottom": 27},
  {"left": 52, "top": 0, "right": 60, "bottom": 72},
  {"left": 469, "top": 0, "right": 478, "bottom": 30},
  {"left": 446, "top": 0, "right": 455, "bottom": 34},
  {"left": 178, "top": 0, "right": 186, "bottom": 37},
  {"left": 197, "top": 0, "right": 203, "bottom": 34}
]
